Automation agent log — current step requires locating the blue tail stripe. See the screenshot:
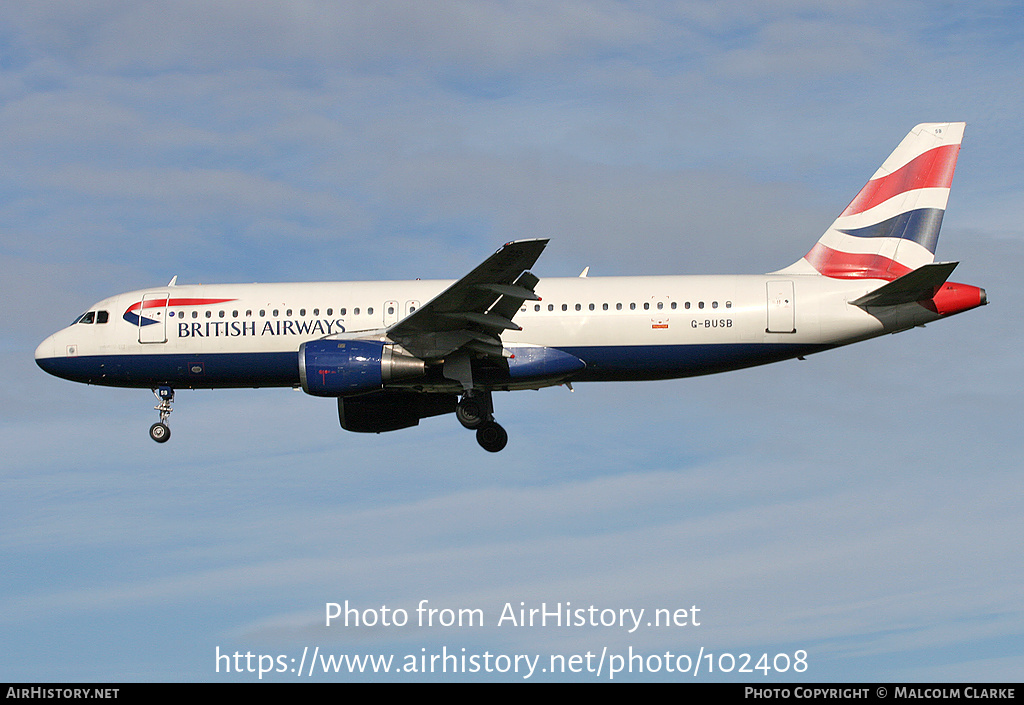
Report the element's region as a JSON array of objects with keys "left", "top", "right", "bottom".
[{"left": 837, "top": 208, "right": 945, "bottom": 254}]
